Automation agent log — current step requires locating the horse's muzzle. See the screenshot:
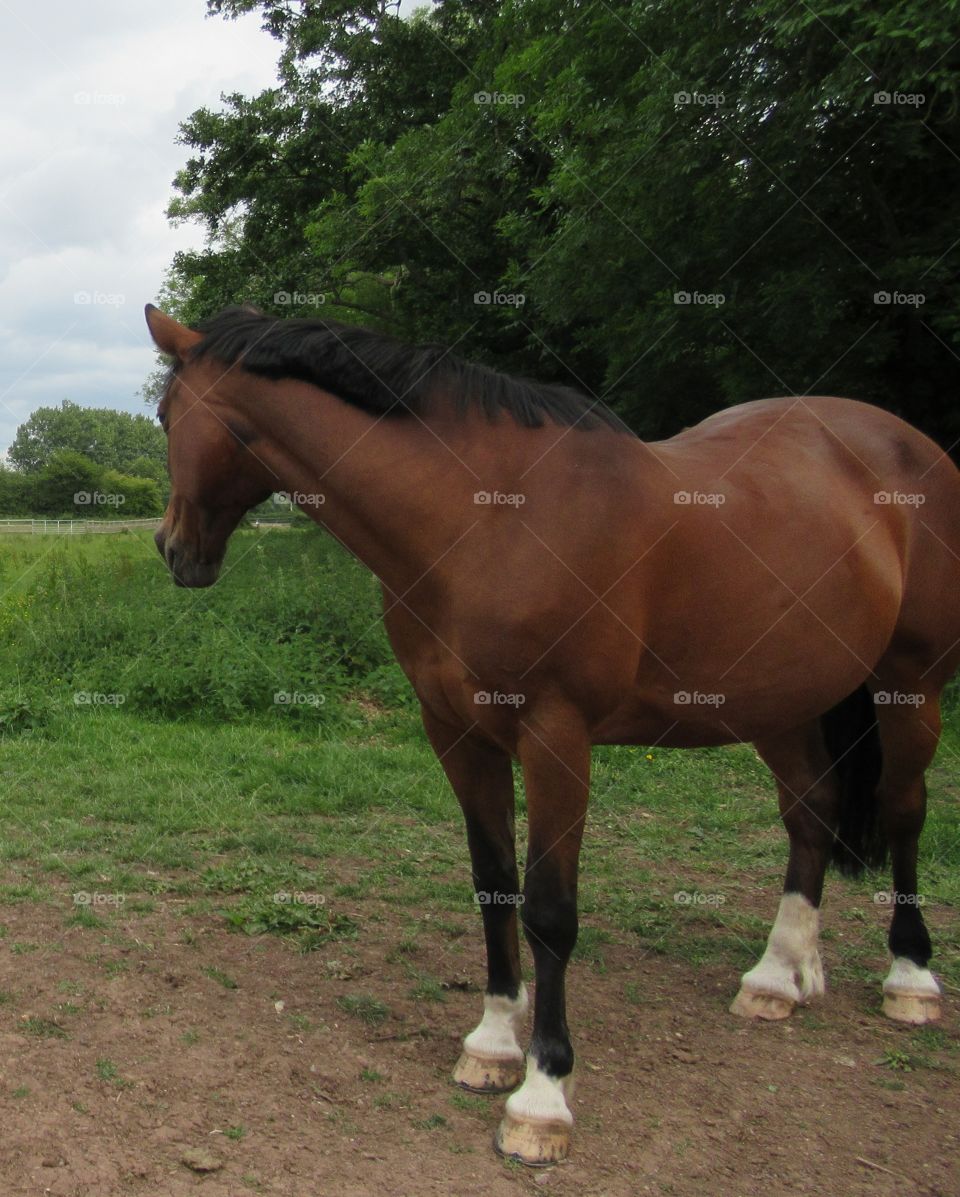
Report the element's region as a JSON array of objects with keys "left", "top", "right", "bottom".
[{"left": 155, "top": 526, "right": 221, "bottom": 588}]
